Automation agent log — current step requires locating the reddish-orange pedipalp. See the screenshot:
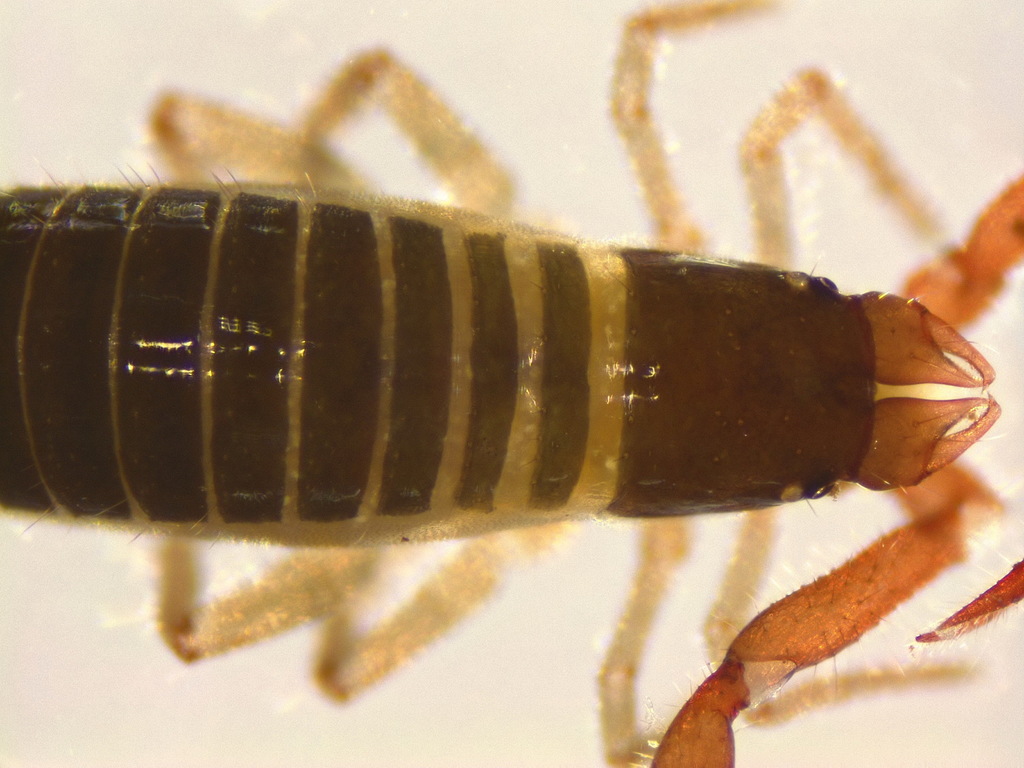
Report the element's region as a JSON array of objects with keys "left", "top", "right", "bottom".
[
  {"left": 3, "top": 2, "right": 1023, "bottom": 767},
  {"left": 649, "top": 172, "right": 1024, "bottom": 763}
]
